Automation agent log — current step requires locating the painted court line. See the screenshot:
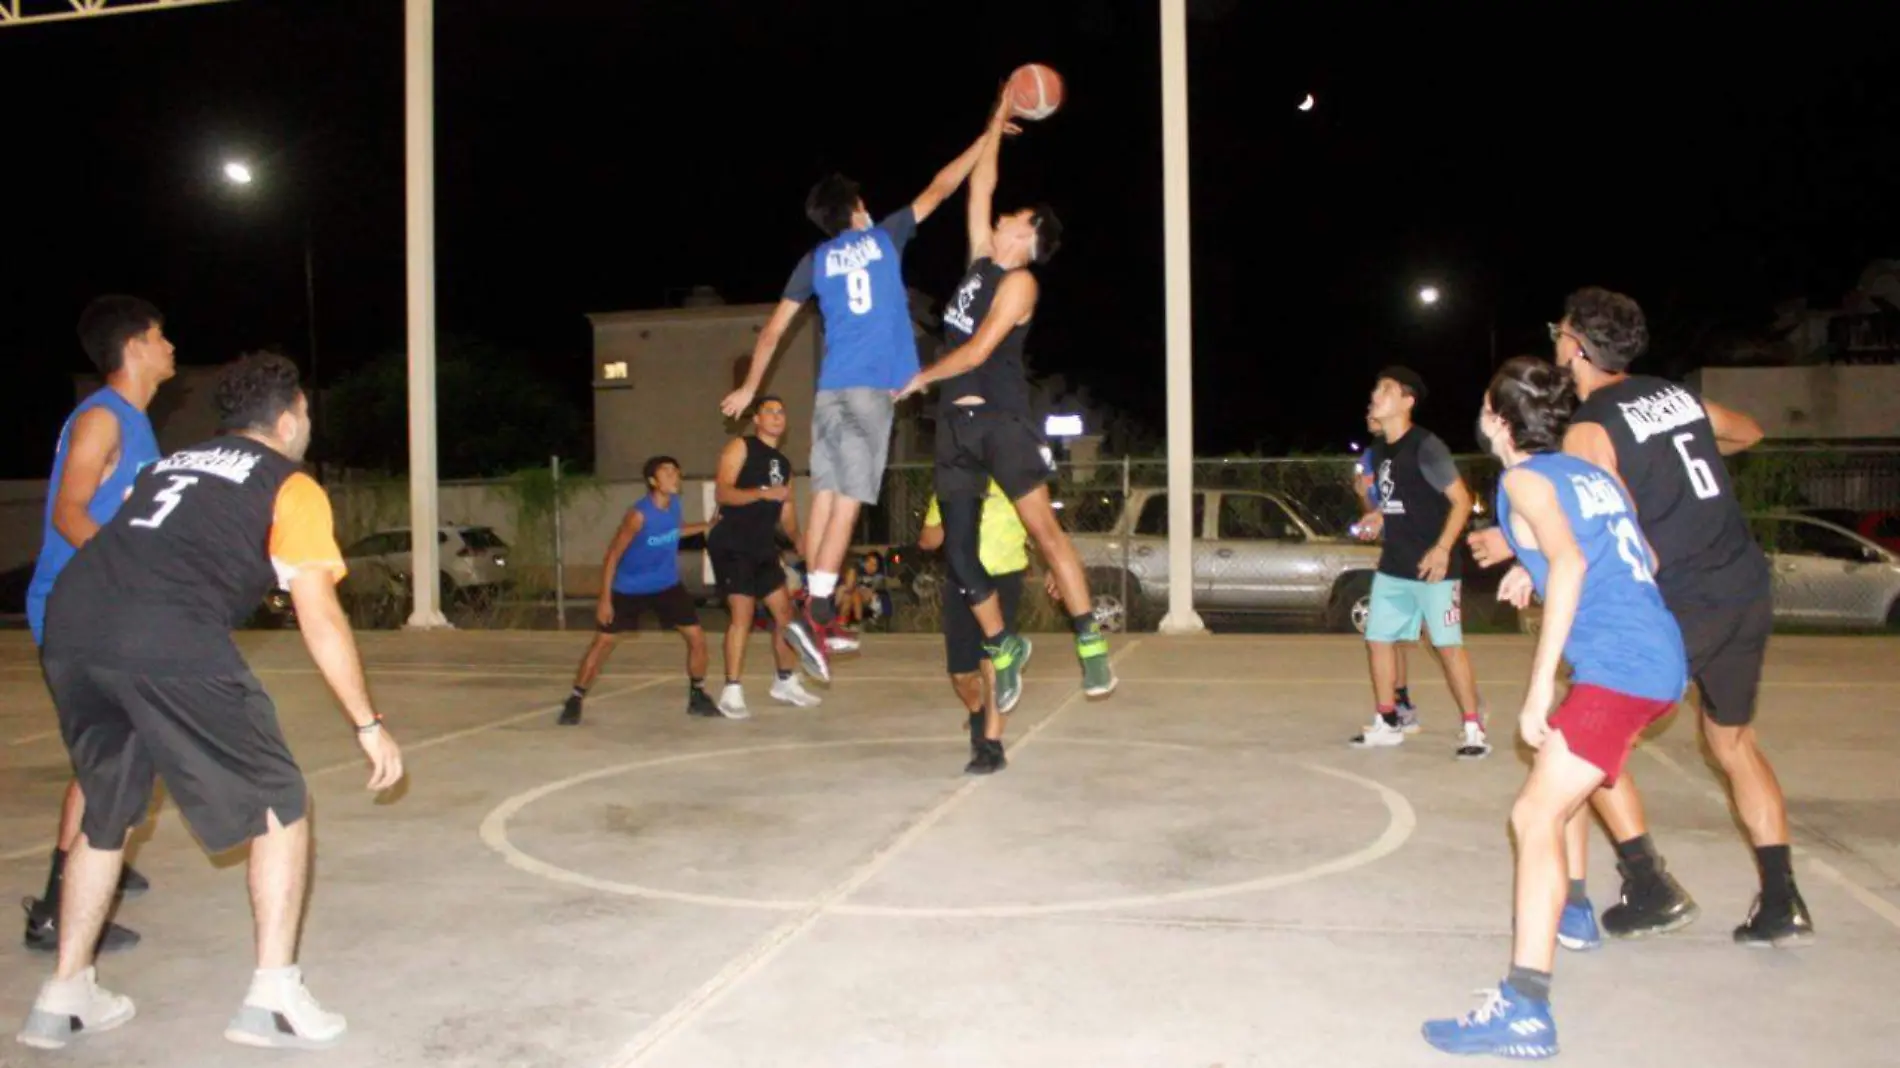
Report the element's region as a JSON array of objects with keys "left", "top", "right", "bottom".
[
  {"left": 0, "top": 680, "right": 661, "bottom": 864},
  {"left": 603, "top": 639, "right": 1149, "bottom": 1068},
  {"left": 7, "top": 728, "right": 60, "bottom": 747},
  {"left": 1636, "top": 742, "right": 1900, "bottom": 933}
]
